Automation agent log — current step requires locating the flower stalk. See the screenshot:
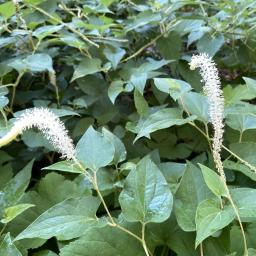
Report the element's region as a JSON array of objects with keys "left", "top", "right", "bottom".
[{"left": 189, "top": 53, "right": 248, "bottom": 256}]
